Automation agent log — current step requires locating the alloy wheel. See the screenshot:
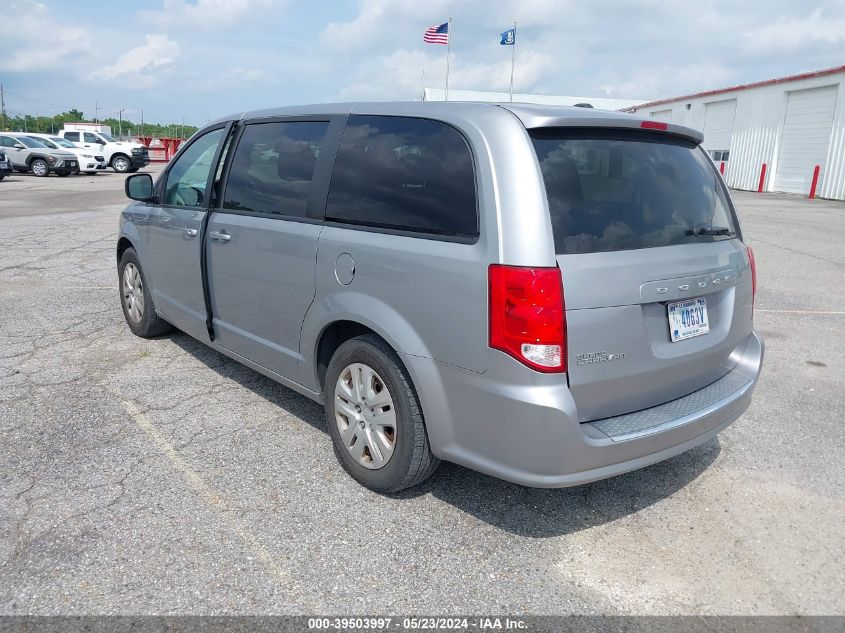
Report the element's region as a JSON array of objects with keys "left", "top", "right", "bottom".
[
  {"left": 32, "top": 160, "right": 48, "bottom": 176},
  {"left": 122, "top": 263, "right": 144, "bottom": 324}
]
